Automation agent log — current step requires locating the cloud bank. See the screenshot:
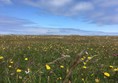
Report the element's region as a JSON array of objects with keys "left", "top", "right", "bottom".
[
  {"left": 0, "top": 16, "right": 35, "bottom": 34},
  {"left": 0, "top": 0, "right": 118, "bottom": 35},
  {"left": 12, "top": 0, "right": 118, "bottom": 25},
  {"left": 1, "top": 0, "right": 118, "bottom": 25},
  {"left": 0, "top": 15, "right": 60, "bottom": 34},
  {"left": 0, "top": 16, "right": 118, "bottom": 35}
]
